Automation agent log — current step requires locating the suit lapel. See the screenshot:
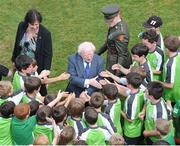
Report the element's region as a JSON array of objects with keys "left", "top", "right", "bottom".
[
  {"left": 77, "top": 54, "right": 86, "bottom": 78},
  {"left": 35, "top": 25, "right": 42, "bottom": 53}
]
